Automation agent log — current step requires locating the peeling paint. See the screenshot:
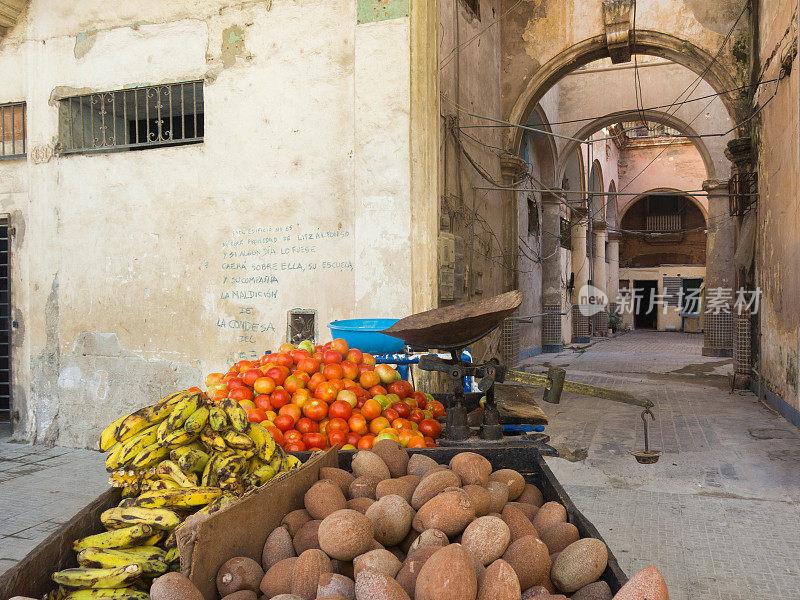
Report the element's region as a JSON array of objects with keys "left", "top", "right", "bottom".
[
  {"left": 220, "top": 24, "right": 247, "bottom": 68},
  {"left": 74, "top": 31, "right": 97, "bottom": 59},
  {"left": 357, "top": 0, "right": 410, "bottom": 25}
]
